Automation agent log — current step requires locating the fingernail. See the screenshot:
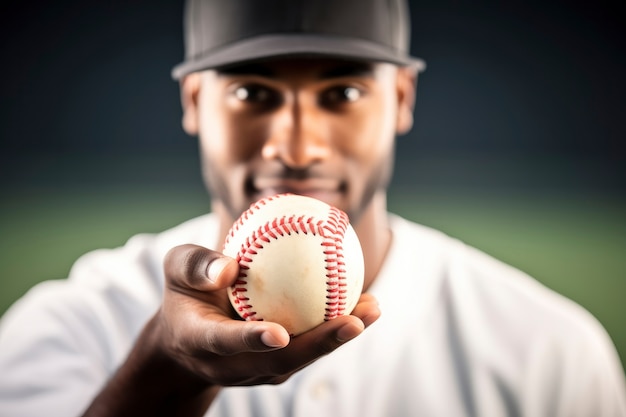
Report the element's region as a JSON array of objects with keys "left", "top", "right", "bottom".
[
  {"left": 261, "top": 331, "right": 286, "bottom": 348},
  {"left": 206, "top": 257, "right": 231, "bottom": 284}
]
